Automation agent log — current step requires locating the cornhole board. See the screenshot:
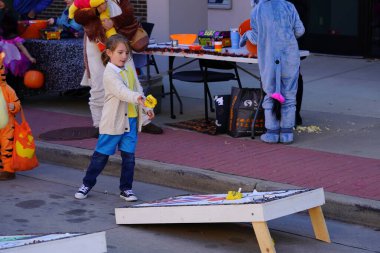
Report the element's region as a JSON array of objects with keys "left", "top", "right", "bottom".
[
  {"left": 0, "top": 232, "right": 106, "bottom": 253},
  {"left": 115, "top": 188, "right": 330, "bottom": 253}
]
